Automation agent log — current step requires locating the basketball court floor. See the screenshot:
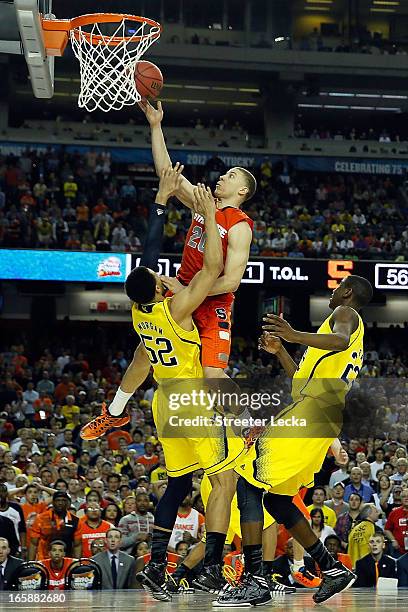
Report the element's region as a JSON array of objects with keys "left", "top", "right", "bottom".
[{"left": 1, "top": 590, "right": 406, "bottom": 612}]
